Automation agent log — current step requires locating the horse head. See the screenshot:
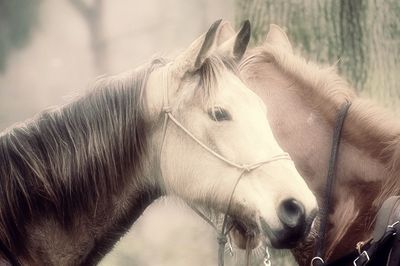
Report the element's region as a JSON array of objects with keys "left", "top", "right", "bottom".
[{"left": 145, "top": 20, "right": 318, "bottom": 250}]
